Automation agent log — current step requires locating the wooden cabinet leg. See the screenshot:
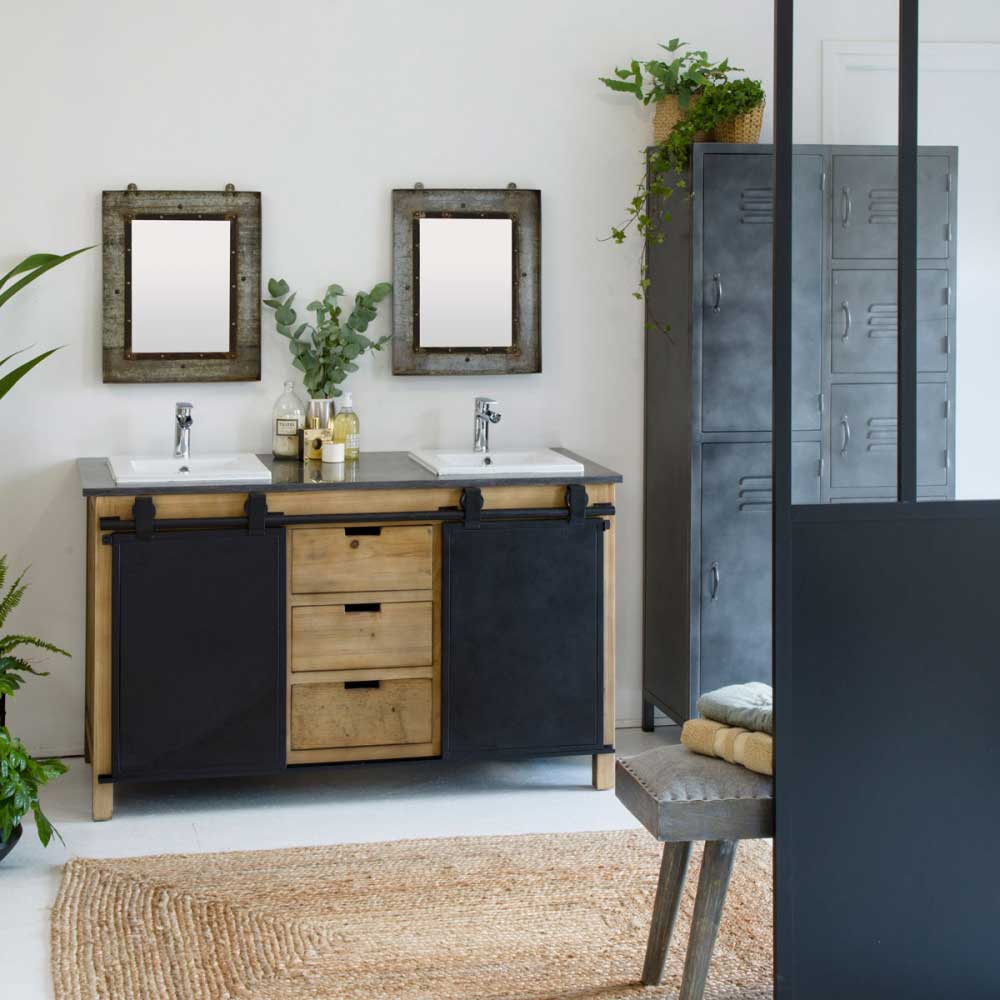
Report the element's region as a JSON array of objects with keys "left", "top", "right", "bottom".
[
  {"left": 679, "top": 840, "right": 738, "bottom": 1000},
  {"left": 642, "top": 841, "right": 693, "bottom": 986},
  {"left": 592, "top": 752, "right": 615, "bottom": 790},
  {"left": 92, "top": 771, "right": 114, "bottom": 822}
]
